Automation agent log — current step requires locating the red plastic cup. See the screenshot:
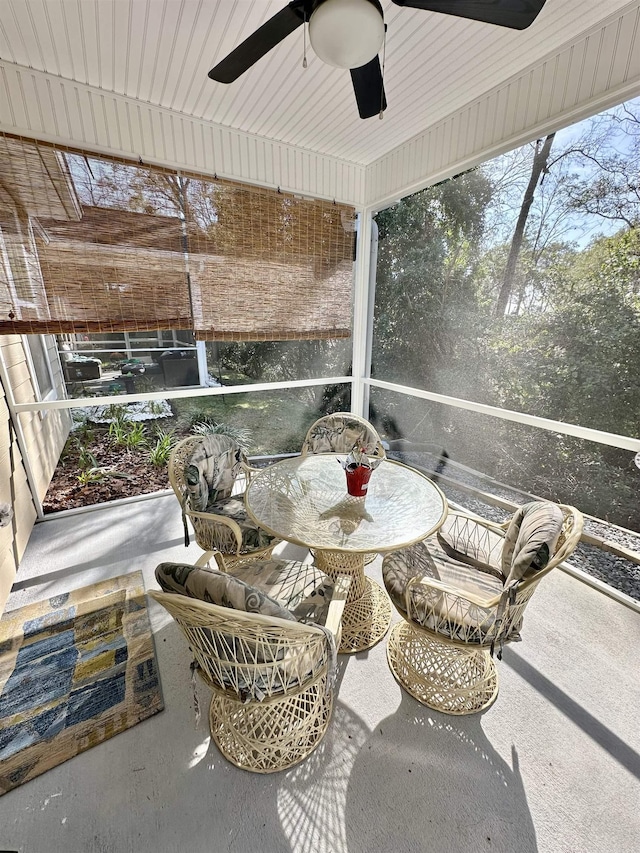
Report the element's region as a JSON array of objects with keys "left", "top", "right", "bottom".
[{"left": 345, "top": 464, "right": 373, "bottom": 497}]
